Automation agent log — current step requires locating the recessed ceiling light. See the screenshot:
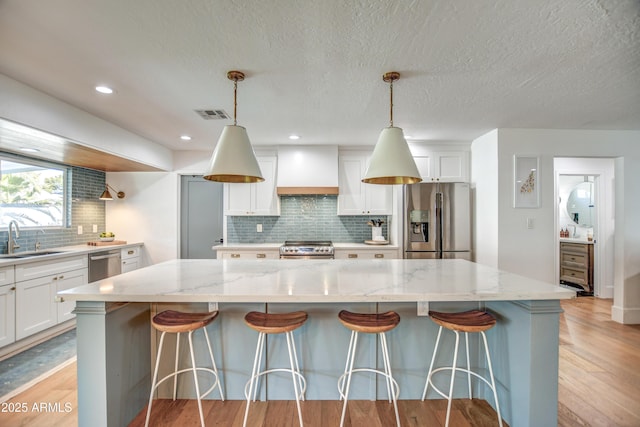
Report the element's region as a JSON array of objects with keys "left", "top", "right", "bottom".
[
  {"left": 289, "top": 134, "right": 301, "bottom": 140},
  {"left": 95, "top": 86, "right": 114, "bottom": 94},
  {"left": 180, "top": 135, "right": 192, "bottom": 141},
  {"left": 19, "top": 147, "right": 40, "bottom": 153}
]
